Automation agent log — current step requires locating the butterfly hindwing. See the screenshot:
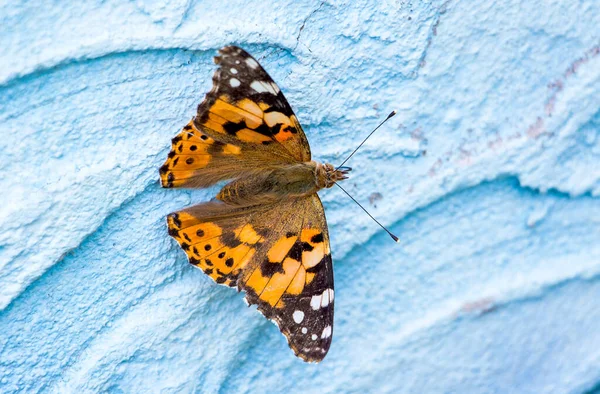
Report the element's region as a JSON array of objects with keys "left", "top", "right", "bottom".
[
  {"left": 166, "top": 195, "right": 334, "bottom": 362},
  {"left": 160, "top": 120, "right": 247, "bottom": 188}
]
